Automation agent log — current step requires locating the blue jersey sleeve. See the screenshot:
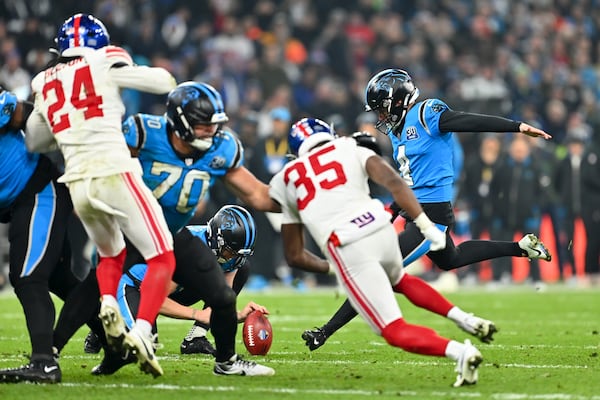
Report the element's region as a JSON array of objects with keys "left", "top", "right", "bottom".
[
  {"left": 216, "top": 128, "right": 245, "bottom": 170},
  {"left": 122, "top": 115, "right": 141, "bottom": 149},
  {"left": 420, "top": 99, "right": 451, "bottom": 137}
]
